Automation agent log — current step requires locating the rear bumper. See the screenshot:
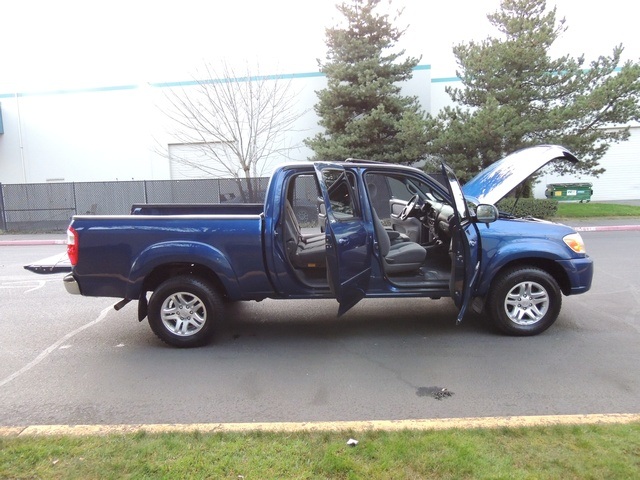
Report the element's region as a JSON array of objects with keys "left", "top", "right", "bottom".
[{"left": 63, "top": 274, "right": 81, "bottom": 295}]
